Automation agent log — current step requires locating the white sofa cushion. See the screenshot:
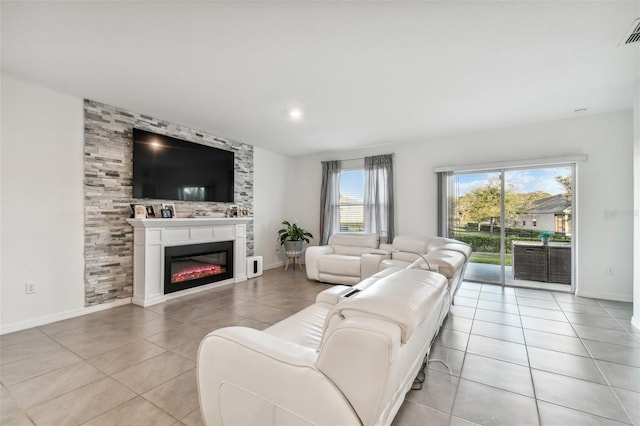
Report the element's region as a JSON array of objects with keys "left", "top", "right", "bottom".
[
  {"left": 264, "top": 302, "right": 332, "bottom": 350},
  {"left": 329, "top": 232, "right": 379, "bottom": 250},
  {"left": 317, "top": 254, "right": 361, "bottom": 277},
  {"left": 391, "top": 235, "right": 431, "bottom": 253},
  {"left": 306, "top": 233, "right": 384, "bottom": 285},
  {"left": 323, "top": 268, "right": 447, "bottom": 343}
]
